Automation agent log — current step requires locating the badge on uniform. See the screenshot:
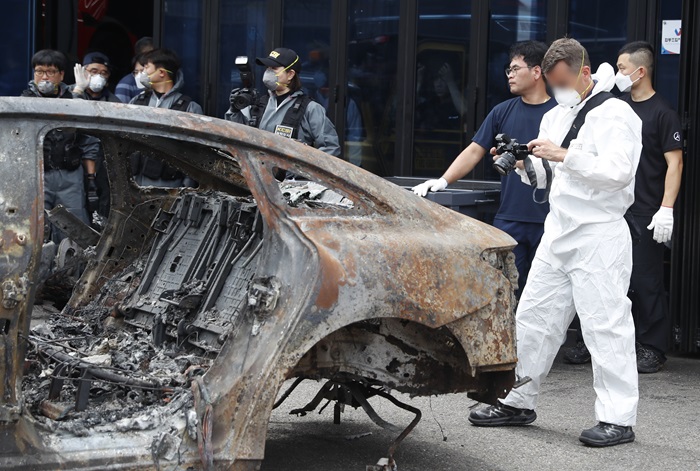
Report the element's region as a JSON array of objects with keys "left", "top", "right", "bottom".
[{"left": 274, "top": 124, "right": 294, "bottom": 139}]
